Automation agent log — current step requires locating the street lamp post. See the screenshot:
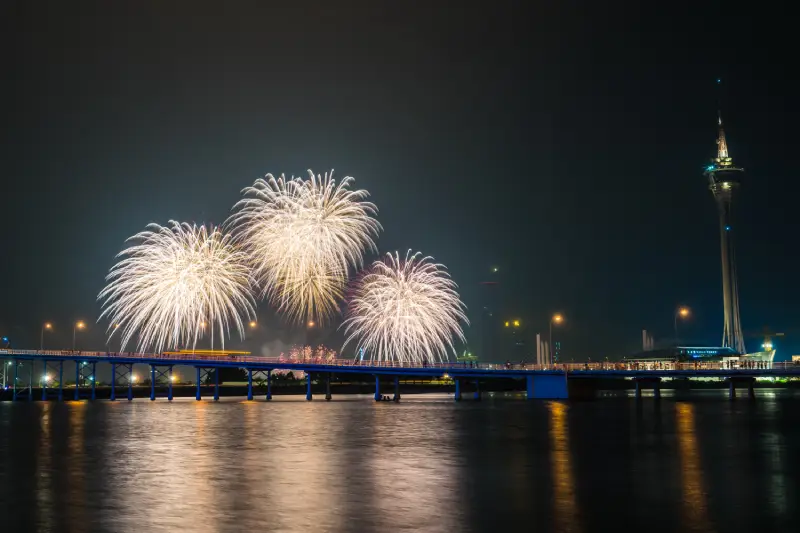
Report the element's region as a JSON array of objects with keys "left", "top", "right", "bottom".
[
  {"left": 73, "top": 321, "right": 85, "bottom": 351},
  {"left": 40, "top": 322, "right": 52, "bottom": 351},
  {"left": 549, "top": 314, "right": 564, "bottom": 365},
  {"left": 674, "top": 307, "right": 690, "bottom": 341}
]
